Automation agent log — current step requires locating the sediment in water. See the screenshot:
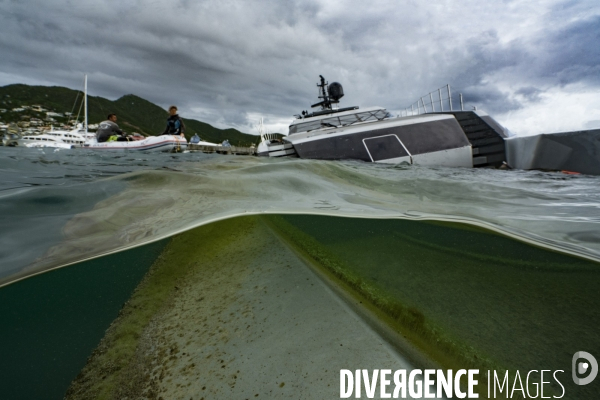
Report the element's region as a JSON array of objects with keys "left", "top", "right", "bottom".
[
  {"left": 66, "top": 216, "right": 425, "bottom": 399},
  {"left": 66, "top": 214, "right": 600, "bottom": 399},
  {"left": 266, "top": 215, "right": 600, "bottom": 399}
]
